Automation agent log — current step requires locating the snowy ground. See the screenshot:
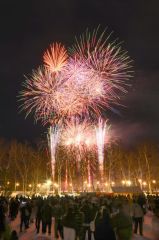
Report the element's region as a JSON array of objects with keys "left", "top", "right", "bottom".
[{"left": 10, "top": 211, "right": 159, "bottom": 240}]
